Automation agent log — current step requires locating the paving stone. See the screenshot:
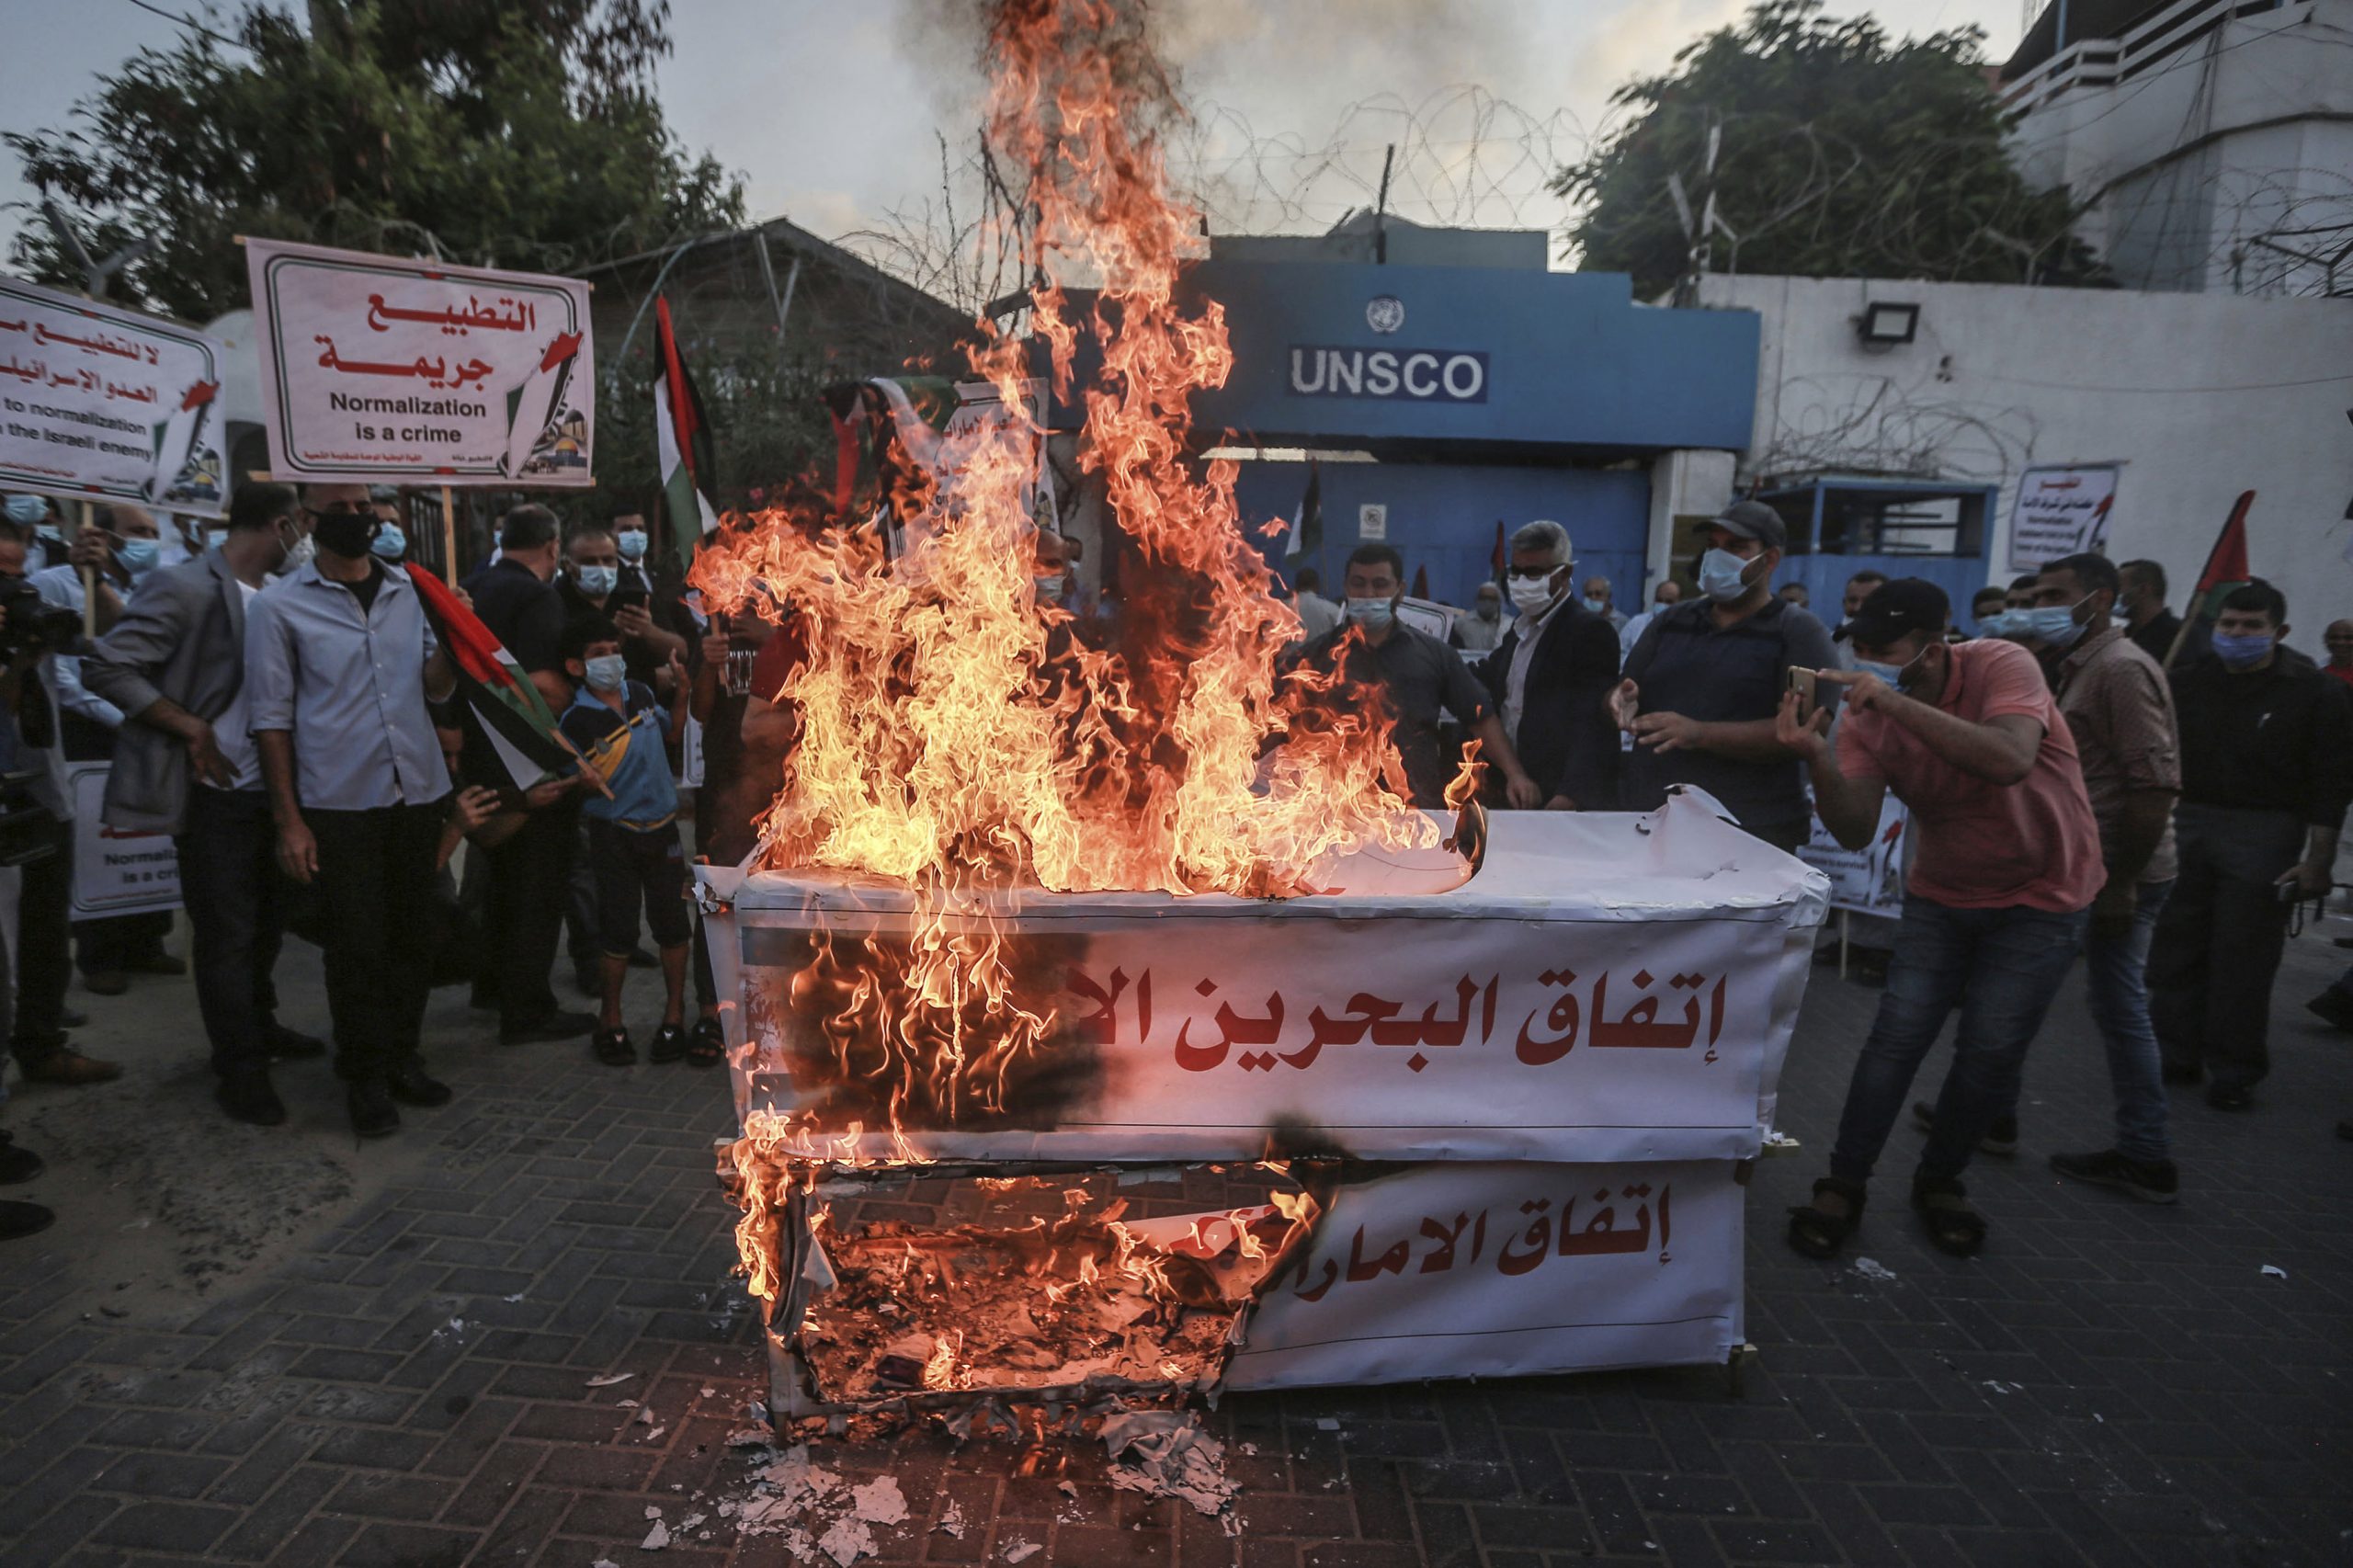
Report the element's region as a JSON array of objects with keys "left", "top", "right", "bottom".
[{"left": 3, "top": 937, "right": 2350, "bottom": 1568}]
